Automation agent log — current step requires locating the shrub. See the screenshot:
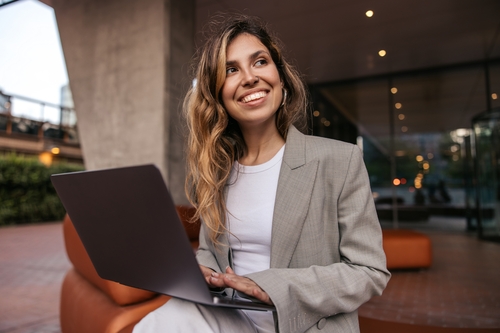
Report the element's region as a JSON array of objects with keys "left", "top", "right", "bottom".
[{"left": 0, "top": 153, "right": 84, "bottom": 225}]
